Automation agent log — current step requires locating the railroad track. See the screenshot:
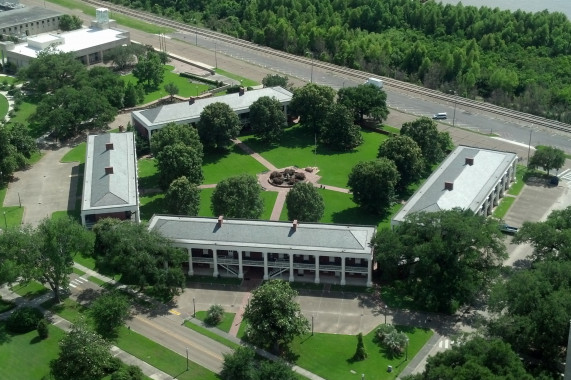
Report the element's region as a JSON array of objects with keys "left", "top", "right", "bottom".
[{"left": 85, "top": 0, "right": 571, "bottom": 134}]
